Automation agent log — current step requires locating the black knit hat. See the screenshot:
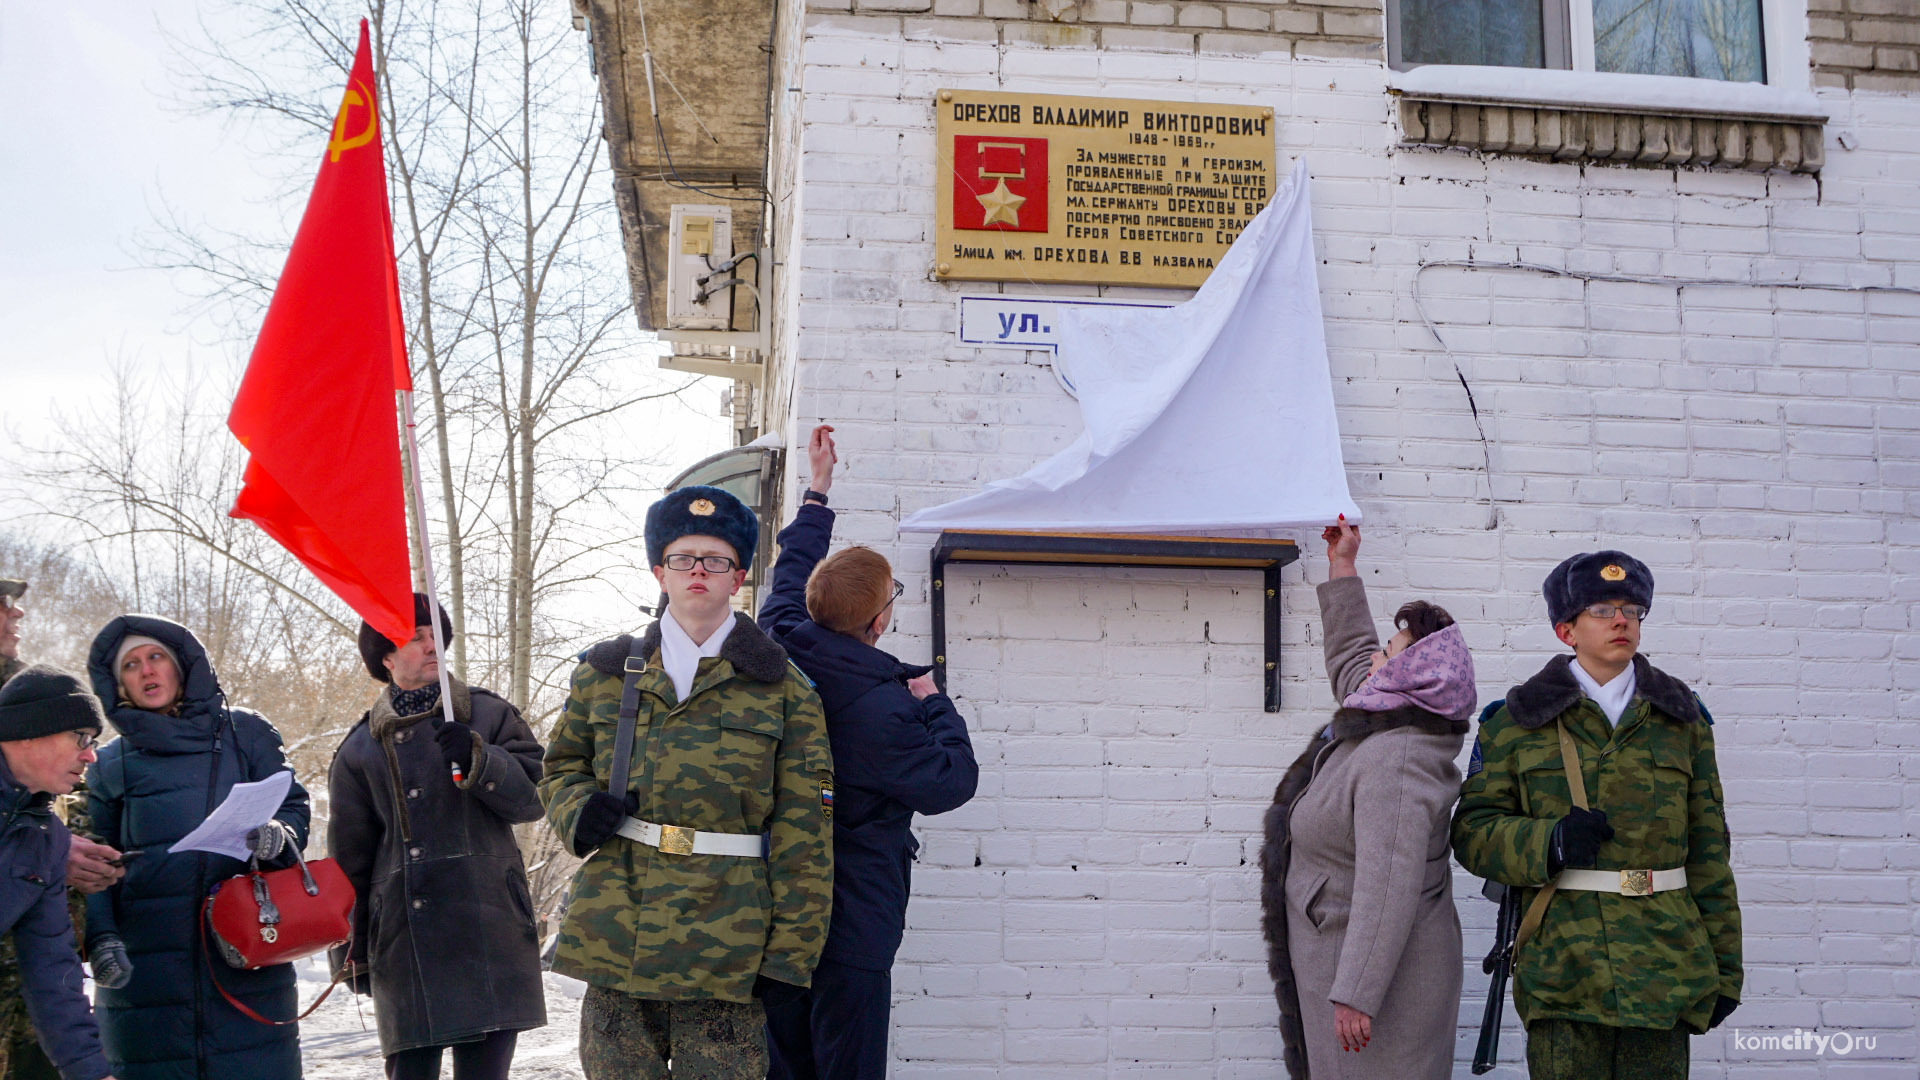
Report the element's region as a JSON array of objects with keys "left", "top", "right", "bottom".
[
  {"left": 644, "top": 485, "right": 757, "bottom": 569},
  {"left": 357, "top": 593, "right": 453, "bottom": 682},
  {"left": 0, "top": 665, "right": 107, "bottom": 742},
  {"left": 1544, "top": 550, "right": 1654, "bottom": 625}
]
